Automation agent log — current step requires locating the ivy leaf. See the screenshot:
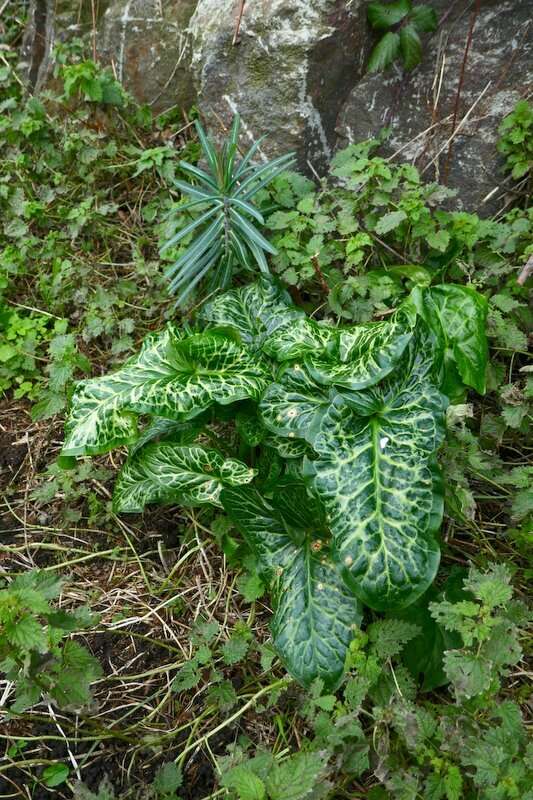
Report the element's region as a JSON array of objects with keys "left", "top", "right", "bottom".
[
  {"left": 198, "top": 277, "right": 304, "bottom": 347},
  {"left": 62, "top": 326, "right": 268, "bottom": 457},
  {"left": 400, "top": 24, "right": 423, "bottom": 71},
  {"left": 221, "top": 486, "right": 363, "bottom": 689},
  {"left": 367, "top": 0, "right": 412, "bottom": 30},
  {"left": 410, "top": 5, "right": 438, "bottom": 33},
  {"left": 113, "top": 443, "right": 255, "bottom": 512},
  {"left": 263, "top": 317, "right": 337, "bottom": 362},
  {"left": 307, "top": 311, "right": 414, "bottom": 391},
  {"left": 367, "top": 32, "right": 401, "bottom": 73},
  {"left": 305, "top": 339, "right": 447, "bottom": 611}
]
